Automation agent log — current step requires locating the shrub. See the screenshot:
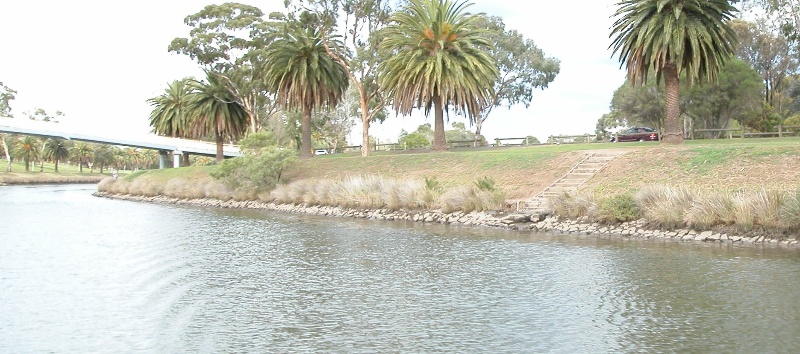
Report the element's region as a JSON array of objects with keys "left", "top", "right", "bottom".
[
  {"left": 474, "top": 176, "right": 496, "bottom": 191},
  {"left": 595, "top": 193, "right": 640, "bottom": 224},
  {"left": 424, "top": 176, "right": 442, "bottom": 192},
  {"left": 211, "top": 147, "right": 297, "bottom": 192}
]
